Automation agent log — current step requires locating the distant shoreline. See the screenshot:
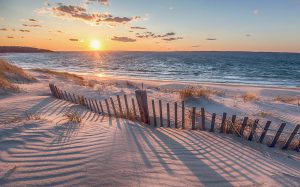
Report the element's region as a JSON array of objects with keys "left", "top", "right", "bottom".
[{"left": 0, "top": 46, "right": 53, "bottom": 53}]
